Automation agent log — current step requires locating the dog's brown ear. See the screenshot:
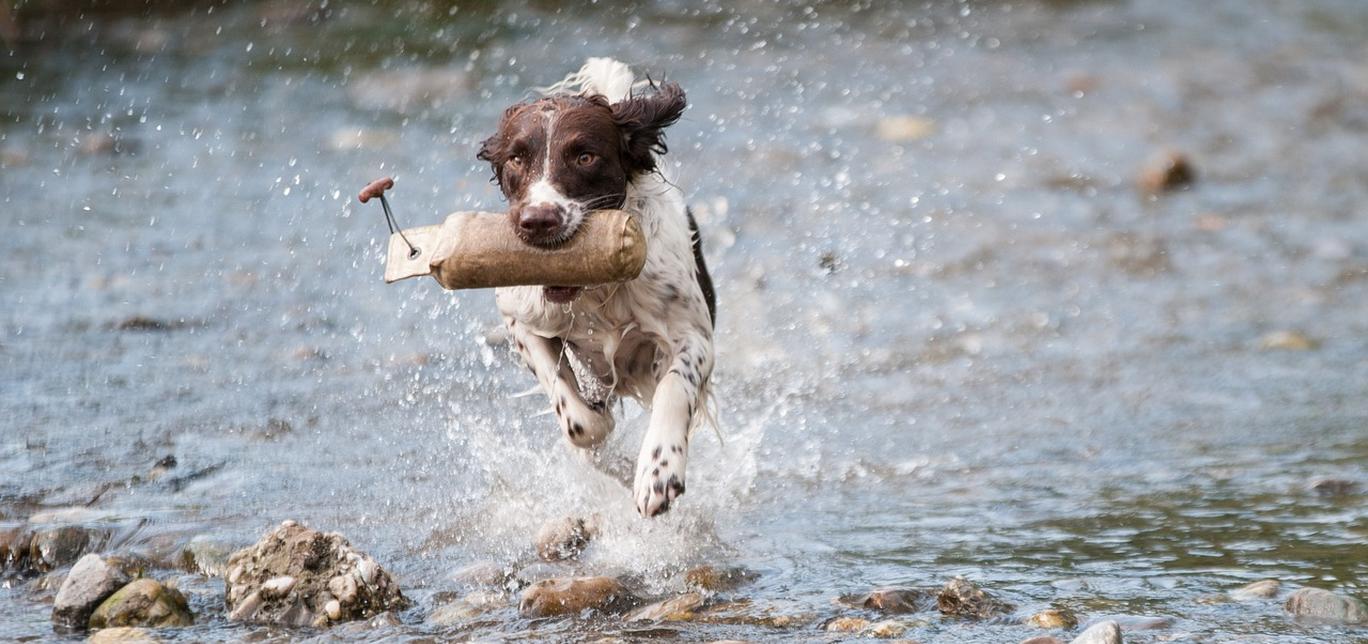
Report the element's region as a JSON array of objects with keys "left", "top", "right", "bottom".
[
  {"left": 612, "top": 81, "right": 686, "bottom": 176},
  {"left": 478, "top": 102, "right": 530, "bottom": 190}
]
